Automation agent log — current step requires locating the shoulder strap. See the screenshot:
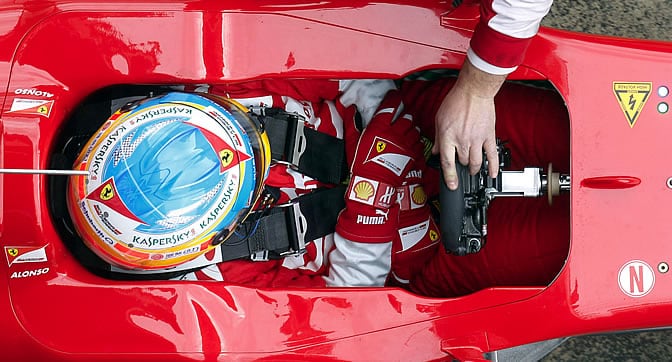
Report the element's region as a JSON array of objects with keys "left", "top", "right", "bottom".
[
  {"left": 257, "top": 107, "right": 348, "bottom": 184},
  {"left": 216, "top": 184, "right": 346, "bottom": 261}
]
